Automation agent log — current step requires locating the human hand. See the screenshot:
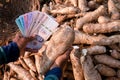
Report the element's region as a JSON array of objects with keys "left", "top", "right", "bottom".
[
  {"left": 50, "top": 47, "right": 73, "bottom": 69},
  {"left": 13, "top": 33, "right": 35, "bottom": 55}
]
